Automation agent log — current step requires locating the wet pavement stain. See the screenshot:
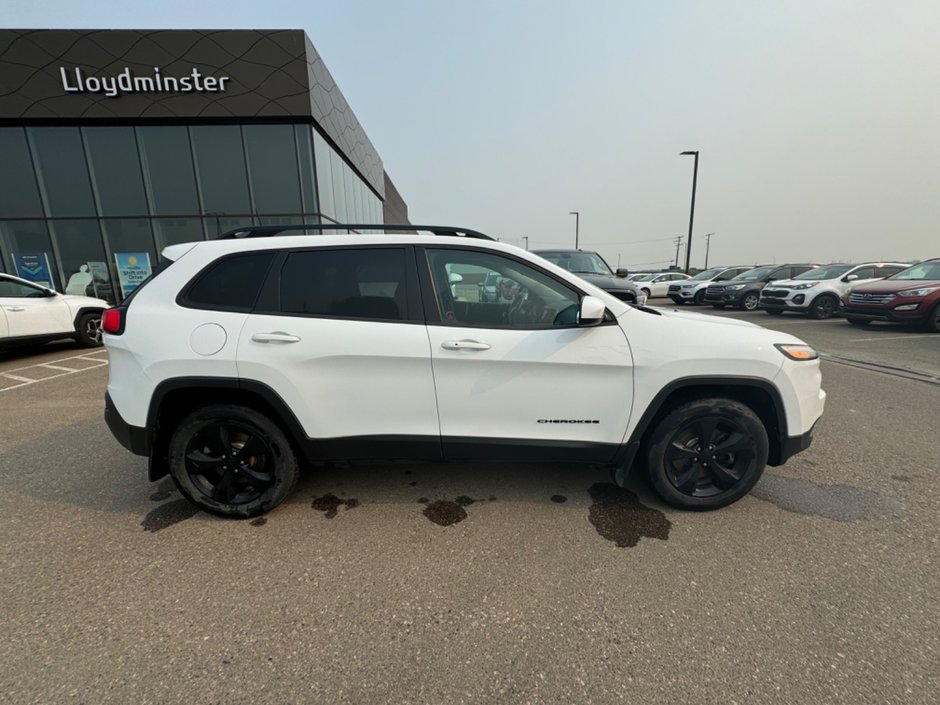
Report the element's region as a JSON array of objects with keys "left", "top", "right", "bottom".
[
  {"left": 142, "top": 499, "right": 199, "bottom": 533},
  {"left": 311, "top": 493, "right": 360, "bottom": 518},
  {"left": 752, "top": 472, "right": 903, "bottom": 522},
  {"left": 550, "top": 494, "right": 567, "bottom": 503},
  {"left": 149, "top": 478, "right": 176, "bottom": 502},
  {"left": 454, "top": 495, "right": 475, "bottom": 506},
  {"left": 587, "top": 483, "right": 671, "bottom": 548},
  {"left": 423, "top": 500, "right": 468, "bottom": 527},
  {"left": 249, "top": 517, "right": 267, "bottom": 527}
]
